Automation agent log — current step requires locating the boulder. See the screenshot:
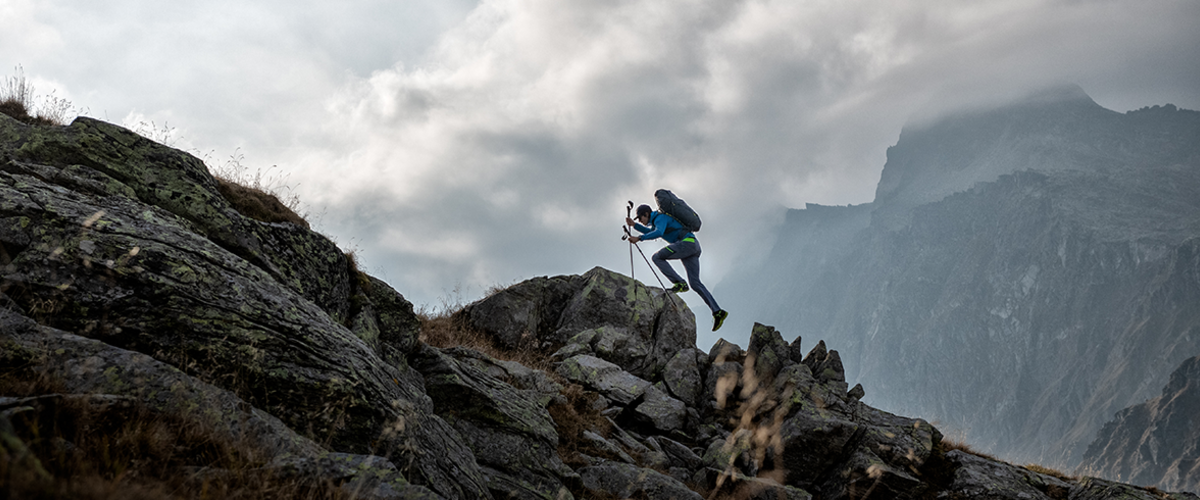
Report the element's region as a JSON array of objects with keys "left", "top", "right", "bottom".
[
  {"left": 633, "top": 384, "right": 688, "bottom": 433},
  {"left": 411, "top": 345, "right": 573, "bottom": 500},
  {"left": 746, "top": 323, "right": 792, "bottom": 382},
  {"left": 942, "top": 450, "right": 1069, "bottom": 500},
  {"left": 662, "top": 348, "right": 705, "bottom": 408},
  {"left": 556, "top": 354, "right": 651, "bottom": 405},
  {"left": 464, "top": 267, "right": 696, "bottom": 379},
  {"left": 577, "top": 462, "right": 703, "bottom": 500}
]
